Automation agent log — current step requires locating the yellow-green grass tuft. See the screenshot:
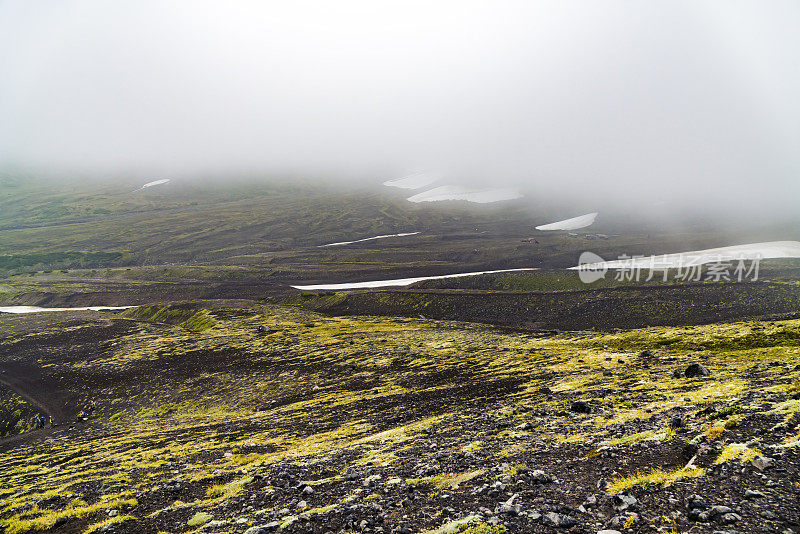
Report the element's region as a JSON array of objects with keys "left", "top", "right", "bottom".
[{"left": 607, "top": 466, "right": 705, "bottom": 494}]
